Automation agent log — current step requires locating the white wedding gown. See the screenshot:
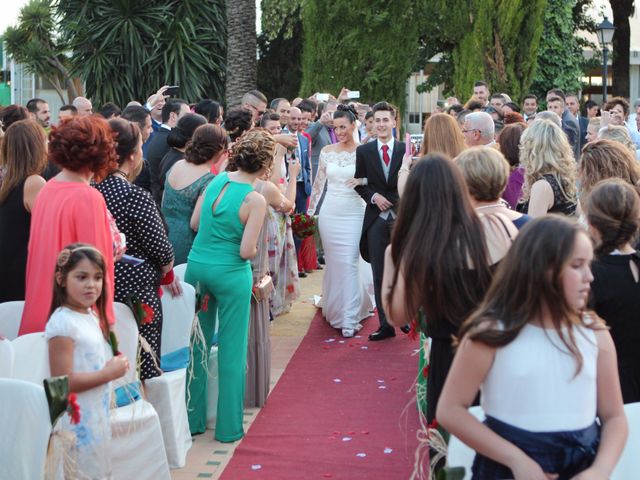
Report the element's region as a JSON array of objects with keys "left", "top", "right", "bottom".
[{"left": 308, "top": 149, "right": 375, "bottom": 332}]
